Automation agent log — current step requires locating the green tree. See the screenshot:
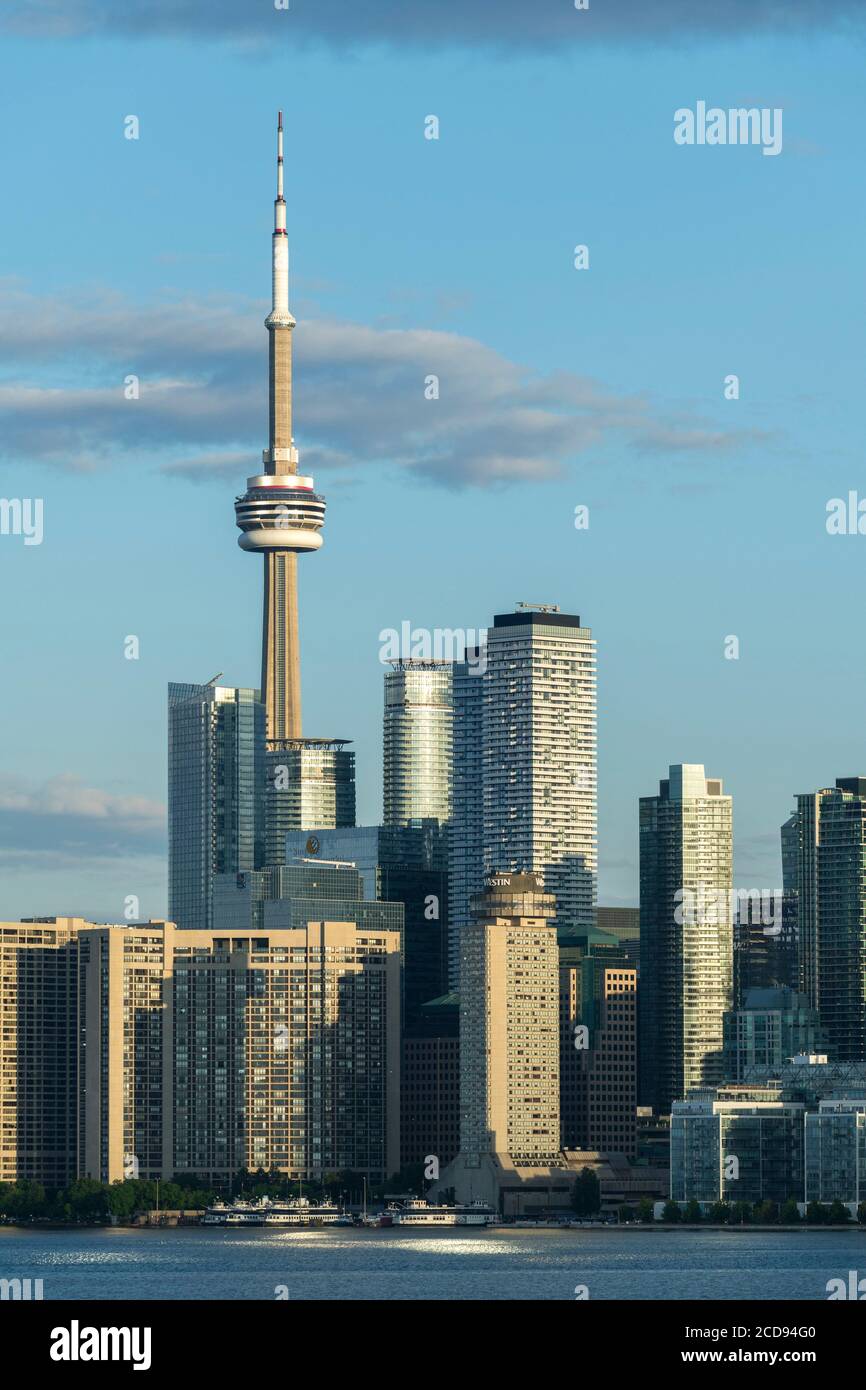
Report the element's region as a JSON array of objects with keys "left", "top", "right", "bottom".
[
  {"left": 637, "top": 1198, "right": 654, "bottom": 1224},
  {"left": 0, "top": 1180, "right": 46, "bottom": 1220},
  {"left": 661, "top": 1201, "right": 681, "bottom": 1223},
  {"left": 708, "top": 1201, "right": 730, "bottom": 1224},
  {"left": 780, "top": 1198, "right": 801, "bottom": 1224},
  {"left": 684, "top": 1199, "right": 702, "bottom": 1224},
  {"left": 857, "top": 1201, "right": 866, "bottom": 1225},
  {"left": 828, "top": 1199, "right": 851, "bottom": 1225},
  {"left": 756, "top": 1199, "right": 779, "bottom": 1225},
  {"left": 571, "top": 1167, "right": 601, "bottom": 1216},
  {"left": 65, "top": 1179, "right": 110, "bottom": 1222},
  {"left": 730, "top": 1201, "right": 752, "bottom": 1225},
  {"left": 805, "top": 1200, "right": 827, "bottom": 1225}
]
